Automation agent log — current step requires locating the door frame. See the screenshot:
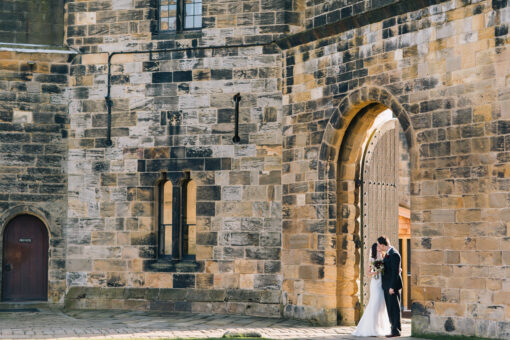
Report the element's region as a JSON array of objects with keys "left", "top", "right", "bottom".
[{"left": 0, "top": 212, "right": 50, "bottom": 302}]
